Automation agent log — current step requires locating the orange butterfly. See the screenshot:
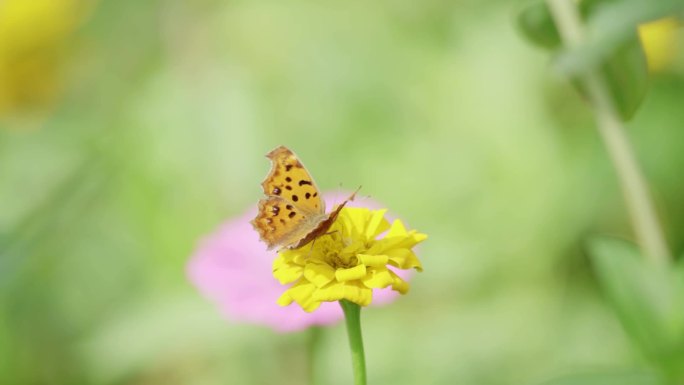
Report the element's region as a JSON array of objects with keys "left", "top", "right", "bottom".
[{"left": 251, "top": 146, "right": 356, "bottom": 251}]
